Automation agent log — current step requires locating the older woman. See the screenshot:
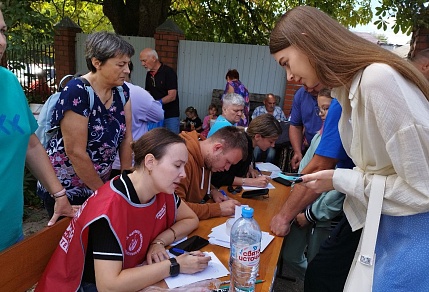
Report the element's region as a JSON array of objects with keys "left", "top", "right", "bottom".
[
  {"left": 37, "top": 31, "right": 134, "bottom": 217},
  {"left": 223, "top": 69, "right": 250, "bottom": 126},
  {"left": 207, "top": 92, "right": 244, "bottom": 137},
  {"left": 36, "top": 128, "right": 210, "bottom": 291}
]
